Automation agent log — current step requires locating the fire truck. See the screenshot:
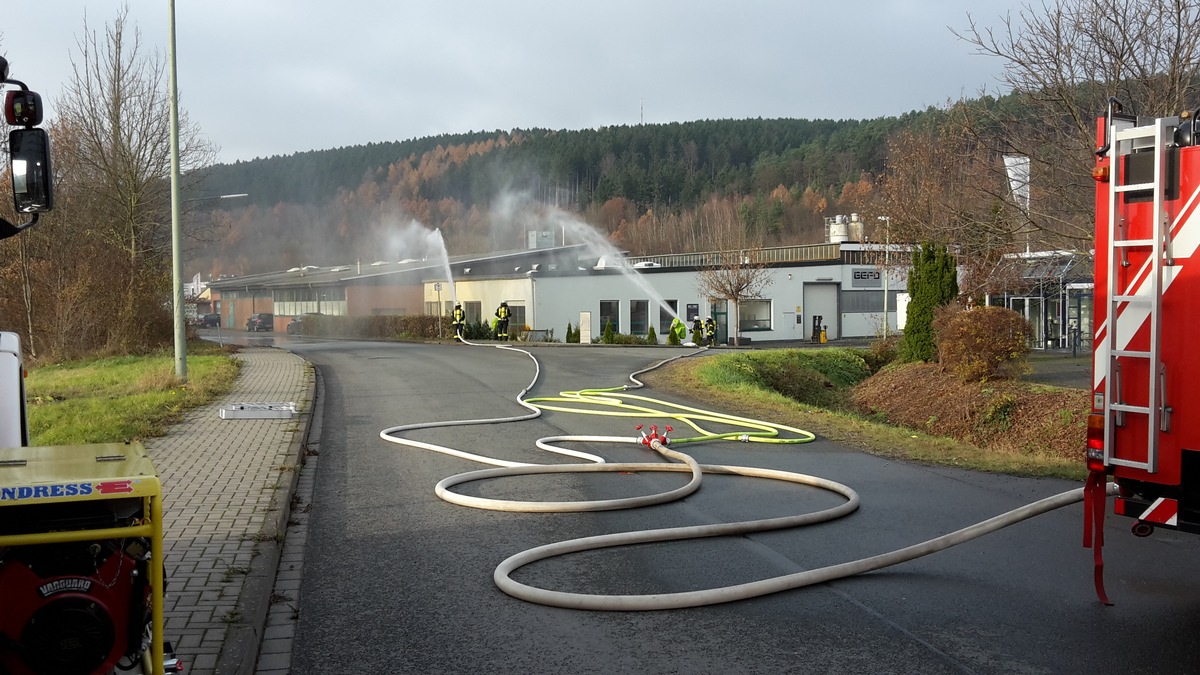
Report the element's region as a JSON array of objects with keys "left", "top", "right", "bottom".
[{"left": 1086, "top": 98, "right": 1200, "bottom": 600}]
